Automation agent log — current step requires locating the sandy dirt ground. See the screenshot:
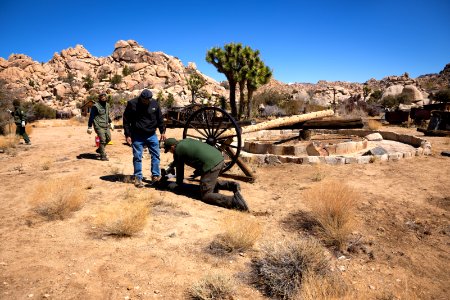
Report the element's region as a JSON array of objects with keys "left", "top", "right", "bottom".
[{"left": 0, "top": 120, "right": 449, "bottom": 299}]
